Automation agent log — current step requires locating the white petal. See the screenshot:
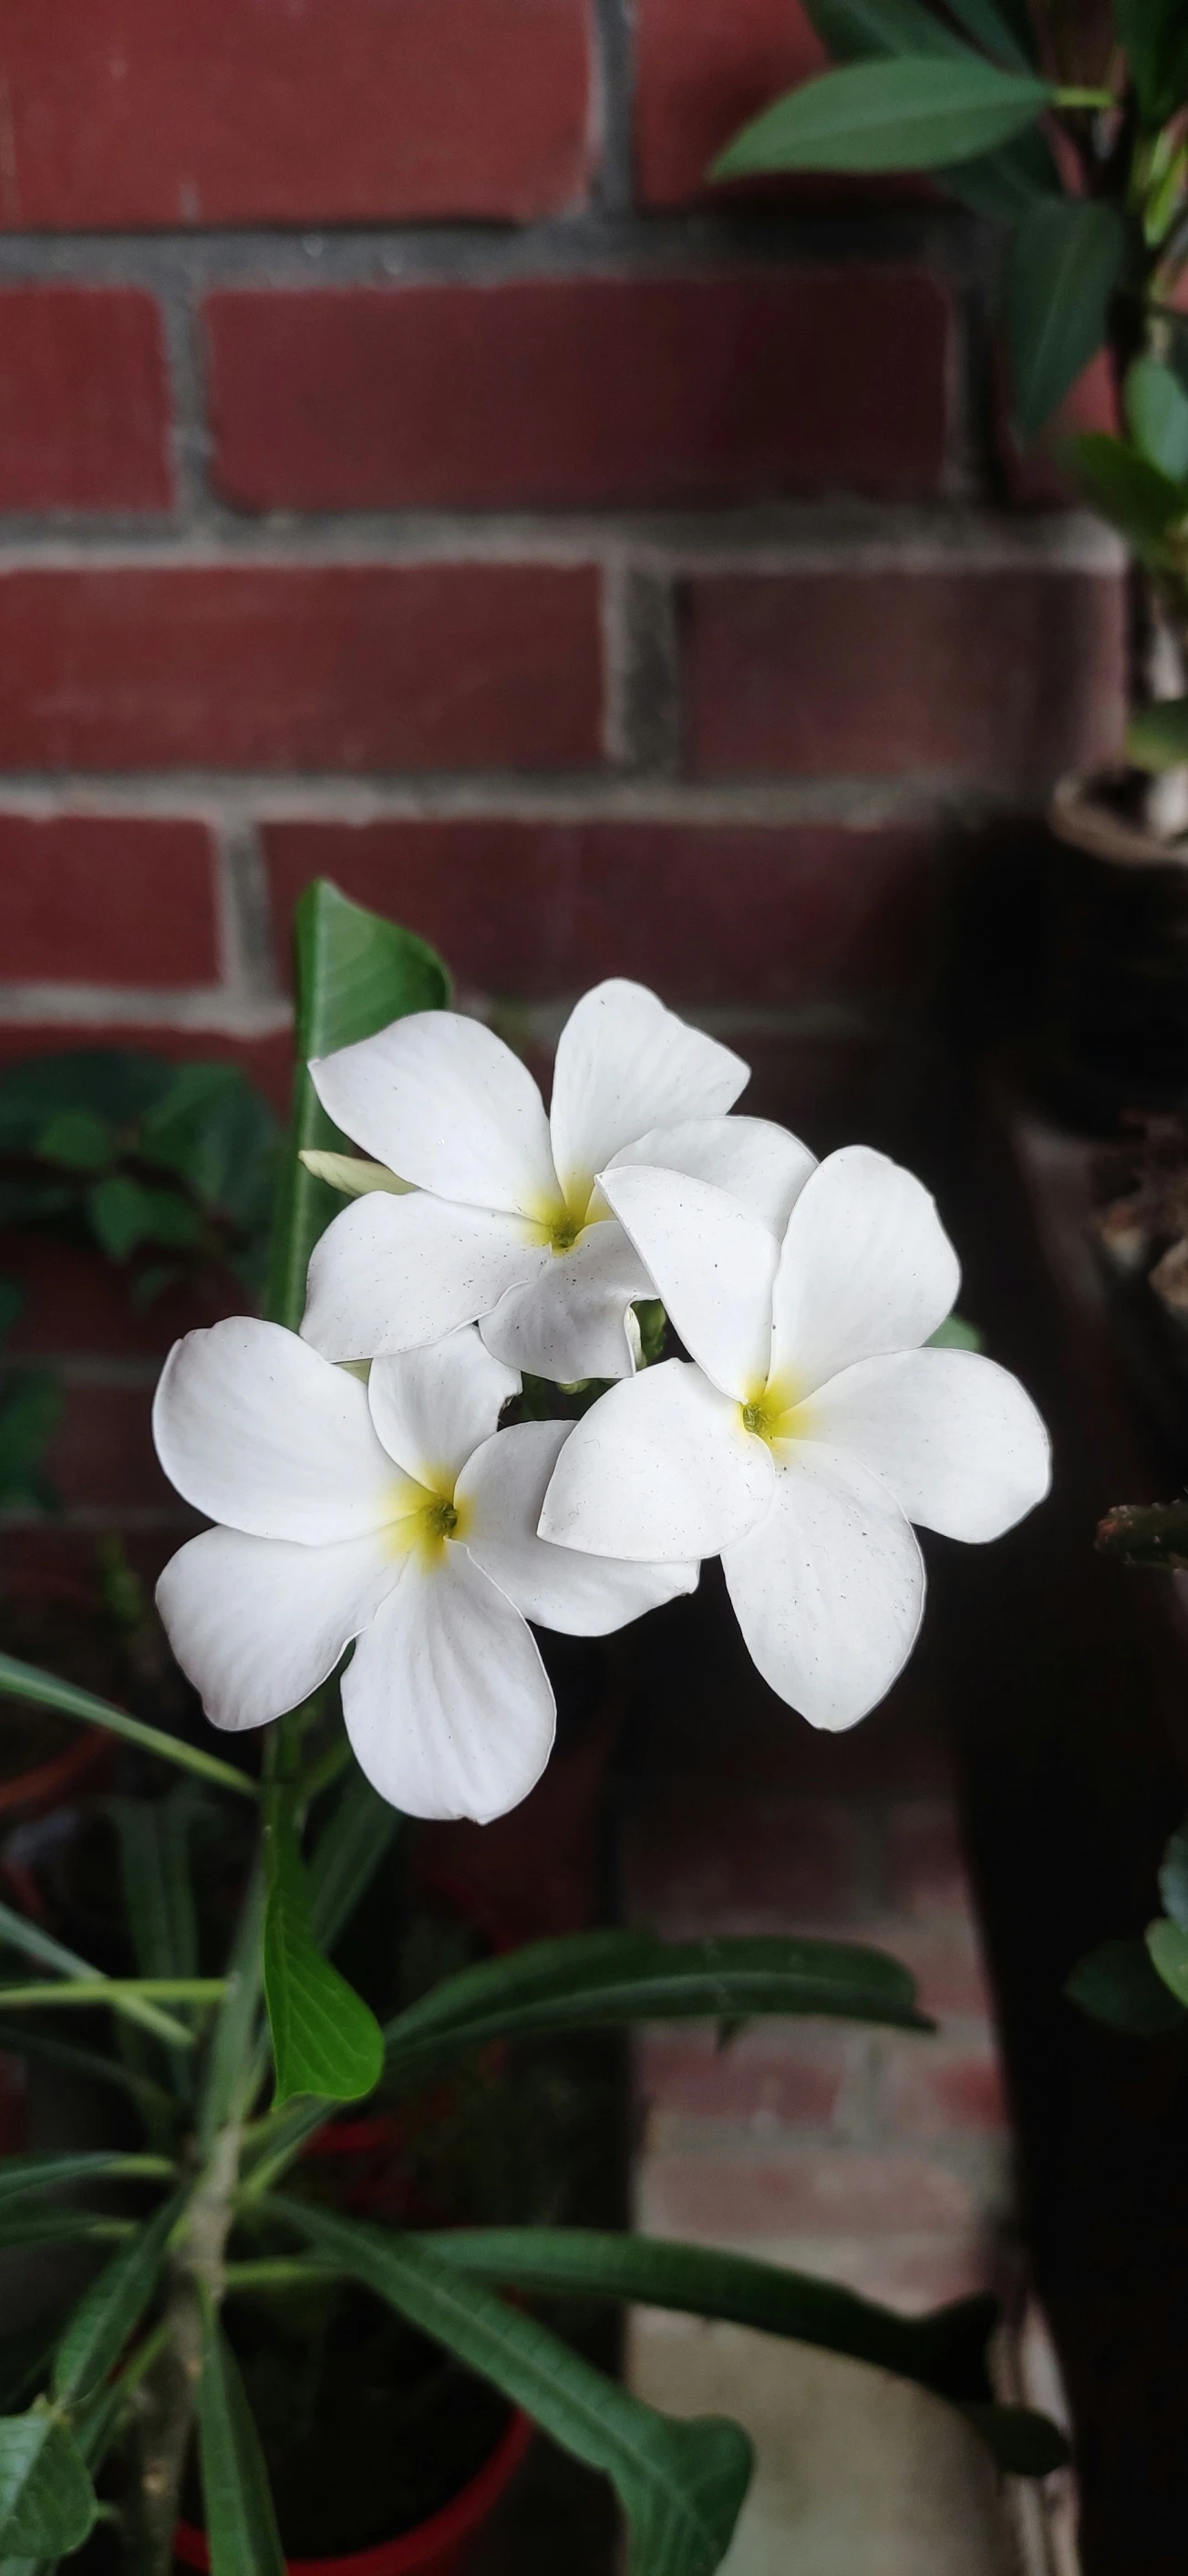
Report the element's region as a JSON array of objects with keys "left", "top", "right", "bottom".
[
  {"left": 548, "top": 981, "right": 749, "bottom": 1210},
  {"left": 480, "top": 1221, "right": 651, "bottom": 1382},
  {"left": 723, "top": 1446, "right": 925, "bottom": 1731},
  {"left": 770, "top": 1146, "right": 961, "bottom": 1400},
  {"left": 367, "top": 1328, "right": 519, "bottom": 1489},
  {"left": 802, "top": 1347, "right": 1051, "bottom": 1541},
  {"left": 341, "top": 1546, "right": 555, "bottom": 1822},
  {"left": 458, "top": 1420, "right": 698, "bottom": 1633},
  {"left": 539, "top": 1359, "right": 774, "bottom": 1562},
  {"left": 302, "top": 1190, "right": 544, "bottom": 1363},
  {"left": 310, "top": 1010, "right": 557, "bottom": 1218},
  {"left": 608, "top": 1116, "right": 816, "bottom": 1234},
  {"left": 599, "top": 1166, "right": 776, "bottom": 1399},
  {"left": 156, "top": 1526, "right": 398, "bottom": 1733},
  {"left": 152, "top": 1318, "right": 400, "bottom": 1543}
]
